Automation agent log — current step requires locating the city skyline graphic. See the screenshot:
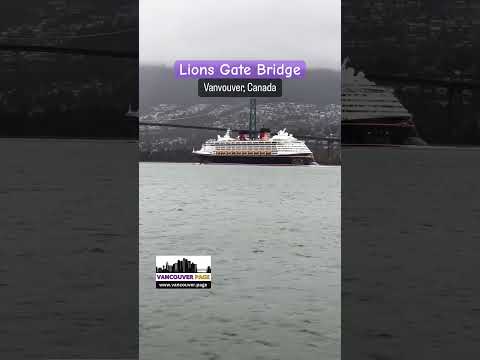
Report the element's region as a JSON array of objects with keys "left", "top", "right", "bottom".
[{"left": 156, "top": 256, "right": 211, "bottom": 273}]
